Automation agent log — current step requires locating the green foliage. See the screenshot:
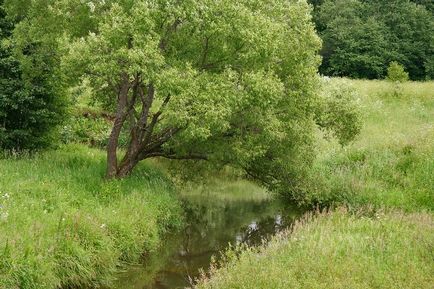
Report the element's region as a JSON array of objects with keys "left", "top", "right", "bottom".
[
  {"left": 195, "top": 209, "right": 434, "bottom": 289},
  {"left": 0, "top": 144, "right": 183, "bottom": 289},
  {"left": 315, "top": 78, "right": 362, "bottom": 145},
  {"left": 0, "top": 1, "right": 66, "bottom": 151},
  {"left": 386, "top": 61, "right": 409, "bottom": 82},
  {"left": 314, "top": 0, "right": 434, "bottom": 80},
  {"left": 2, "top": 0, "right": 362, "bottom": 196},
  {"left": 60, "top": 113, "right": 112, "bottom": 148}
]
